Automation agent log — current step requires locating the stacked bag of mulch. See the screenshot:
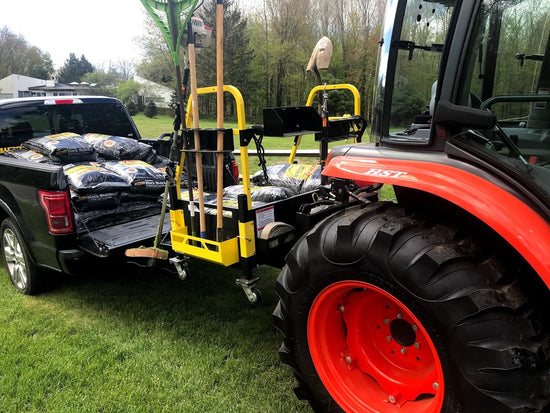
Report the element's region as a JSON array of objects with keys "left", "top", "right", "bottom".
[
  {"left": 83, "top": 133, "right": 141, "bottom": 160},
  {"left": 2, "top": 148, "right": 51, "bottom": 163},
  {"left": 251, "top": 163, "right": 322, "bottom": 195},
  {"left": 23, "top": 132, "right": 97, "bottom": 163},
  {"left": 3, "top": 132, "right": 168, "bottom": 217},
  {"left": 5, "top": 132, "right": 97, "bottom": 164},
  {"left": 223, "top": 184, "right": 293, "bottom": 203}
]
